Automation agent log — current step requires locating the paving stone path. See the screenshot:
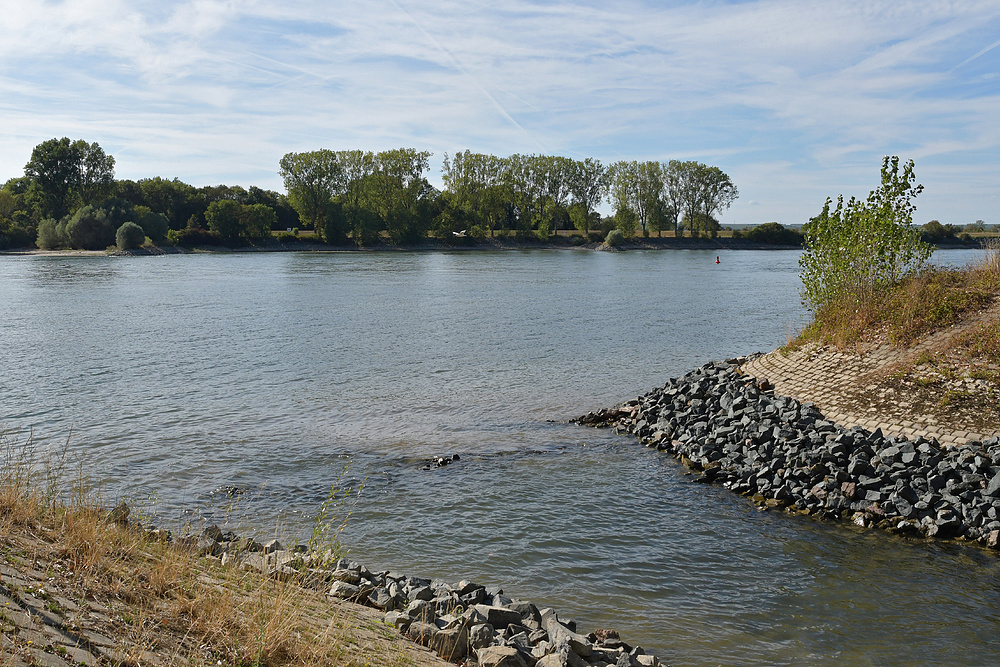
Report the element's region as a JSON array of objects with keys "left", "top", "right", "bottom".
[{"left": 741, "top": 309, "right": 1000, "bottom": 447}]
